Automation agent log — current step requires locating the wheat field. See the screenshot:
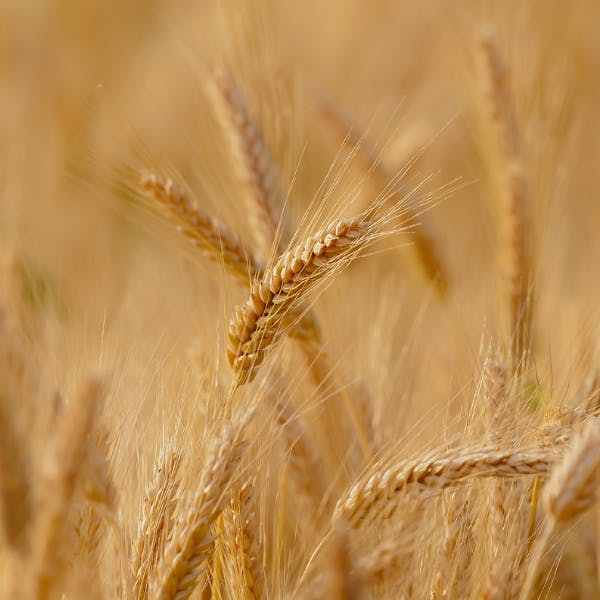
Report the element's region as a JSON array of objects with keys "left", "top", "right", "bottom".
[{"left": 2, "top": 1, "right": 600, "bottom": 598}]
